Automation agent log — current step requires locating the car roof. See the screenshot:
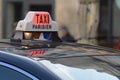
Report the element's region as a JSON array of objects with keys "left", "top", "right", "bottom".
[{"left": 0, "top": 51, "right": 60, "bottom": 80}]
